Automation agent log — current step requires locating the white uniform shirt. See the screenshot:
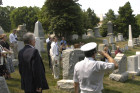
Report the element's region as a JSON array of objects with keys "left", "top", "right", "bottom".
[
  {"left": 73, "top": 57, "right": 114, "bottom": 92},
  {"left": 50, "top": 42, "right": 59, "bottom": 59},
  {"left": 46, "top": 38, "right": 50, "bottom": 43},
  {"left": 9, "top": 33, "right": 17, "bottom": 43}
]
